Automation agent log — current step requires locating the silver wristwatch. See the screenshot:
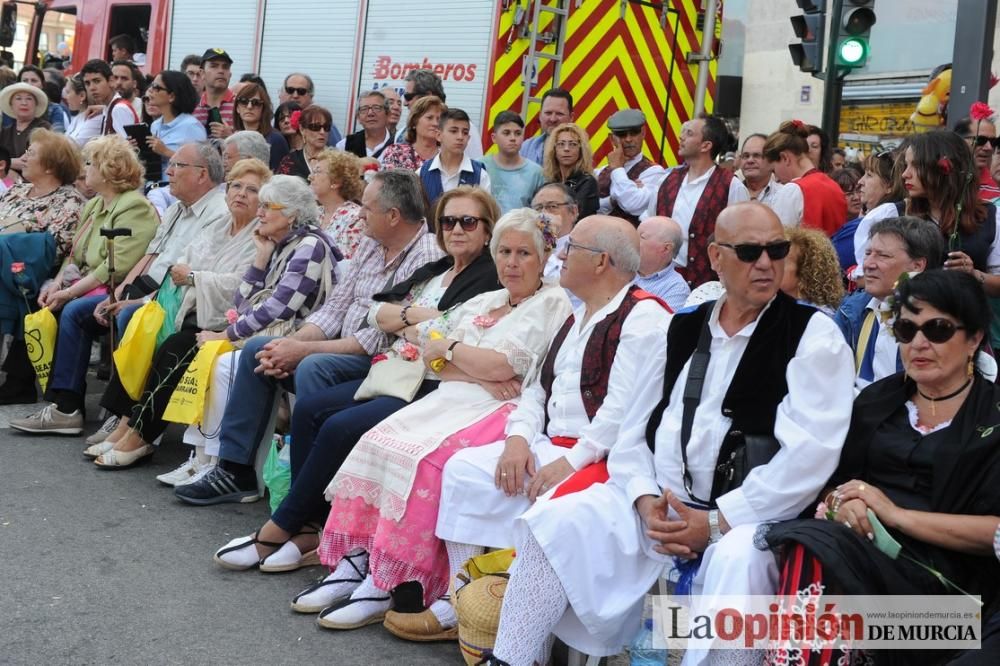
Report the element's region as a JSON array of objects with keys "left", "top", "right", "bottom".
[
  {"left": 186, "top": 271, "right": 196, "bottom": 286},
  {"left": 707, "top": 509, "right": 723, "bottom": 545}
]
